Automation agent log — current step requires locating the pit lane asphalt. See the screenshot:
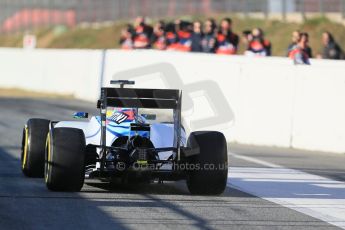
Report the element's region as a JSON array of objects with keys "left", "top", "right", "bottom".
[{"left": 0, "top": 97, "right": 342, "bottom": 230}]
